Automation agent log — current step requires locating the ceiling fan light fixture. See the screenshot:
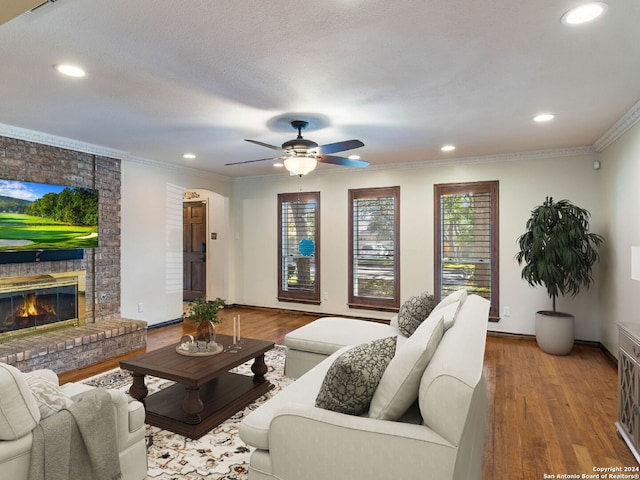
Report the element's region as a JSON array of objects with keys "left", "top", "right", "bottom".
[{"left": 284, "top": 156, "right": 317, "bottom": 176}]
